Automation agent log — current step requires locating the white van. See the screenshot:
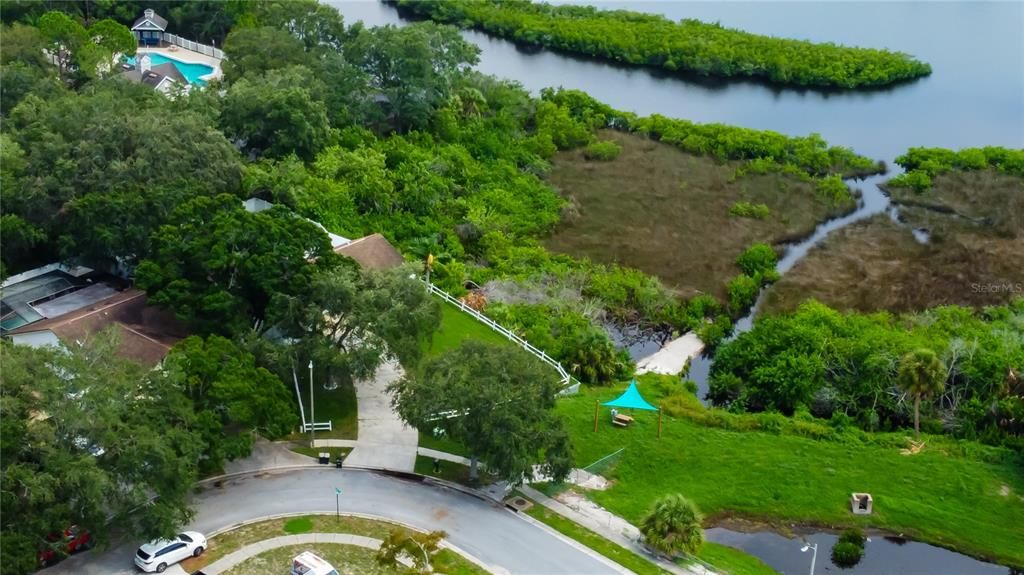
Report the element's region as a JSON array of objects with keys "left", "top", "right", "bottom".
[{"left": 291, "top": 551, "right": 339, "bottom": 575}]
